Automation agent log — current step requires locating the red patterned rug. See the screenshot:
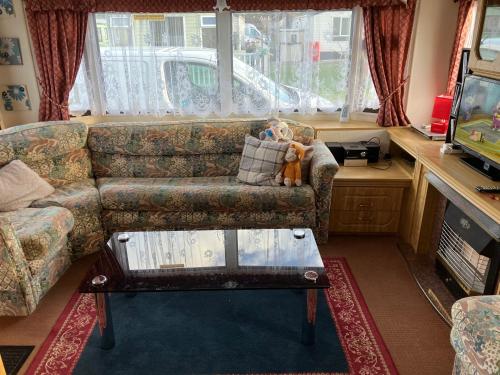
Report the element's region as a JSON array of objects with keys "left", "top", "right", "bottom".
[{"left": 25, "top": 257, "right": 398, "bottom": 375}]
